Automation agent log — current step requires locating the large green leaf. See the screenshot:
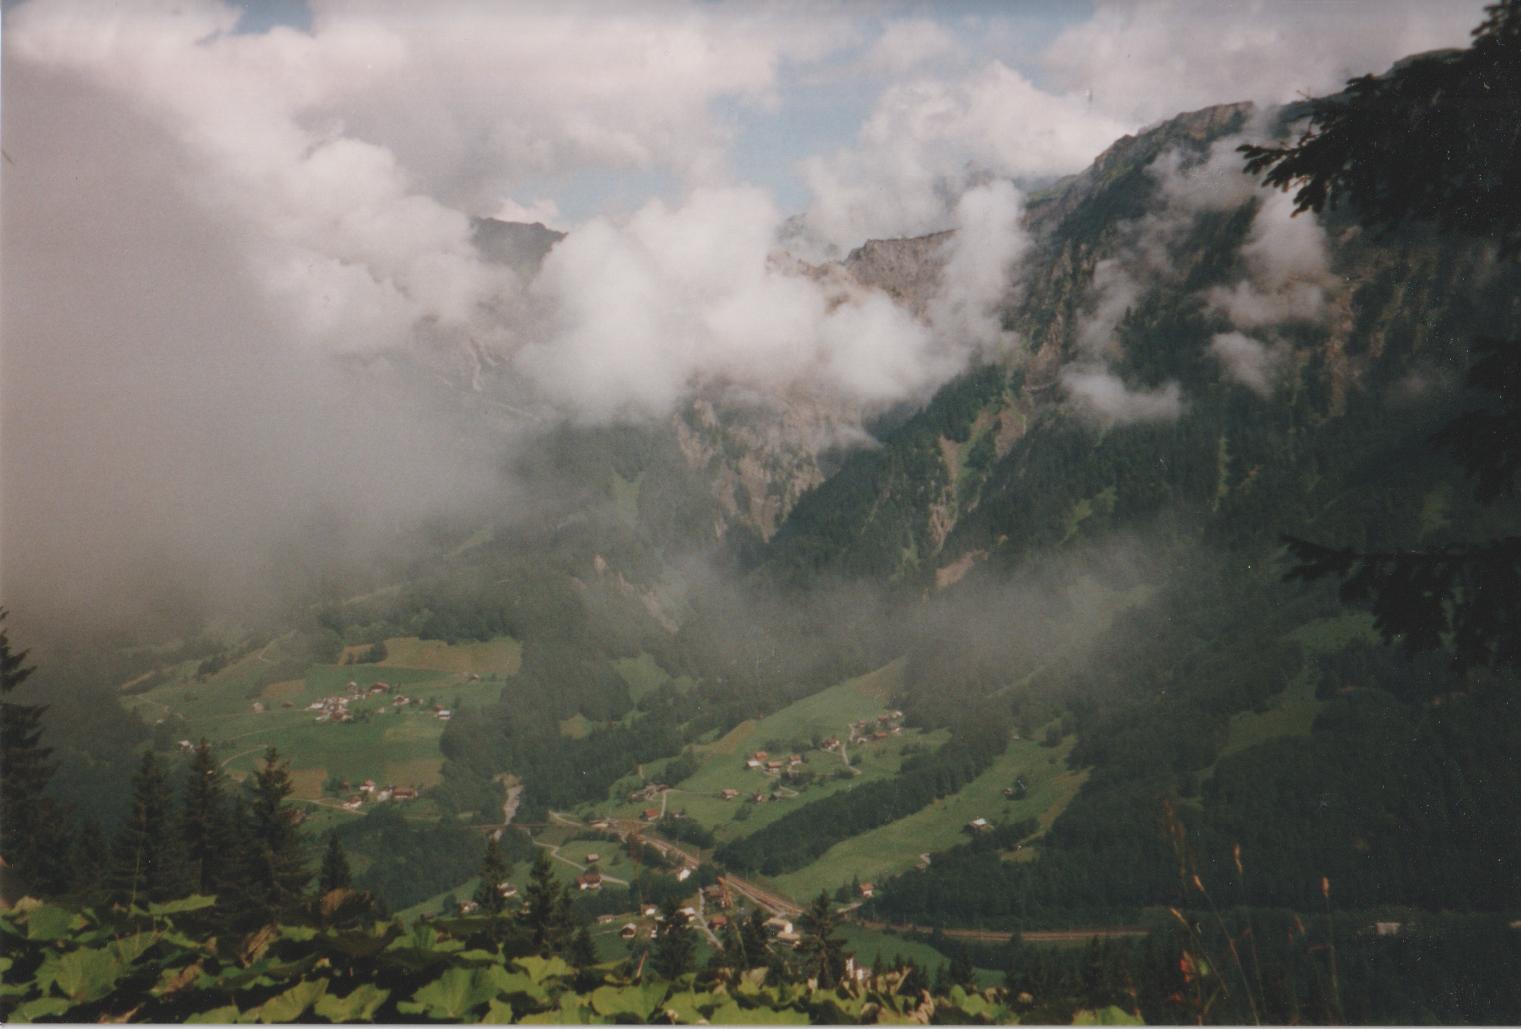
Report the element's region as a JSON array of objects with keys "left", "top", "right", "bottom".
[
  {"left": 313, "top": 983, "right": 390, "bottom": 1022},
  {"left": 10, "top": 996, "right": 74, "bottom": 1022},
  {"left": 707, "top": 998, "right": 811, "bottom": 1024},
  {"left": 515, "top": 954, "right": 575, "bottom": 984},
  {"left": 146, "top": 895, "right": 217, "bottom": 916},
  {"left": 518, "top": 992, "right": 607, "bottom": 1024},
  {"left": 35, "top": 946, "right": 125, "bottom": 1003},
  {"left": 185, "top": 1004, "right": 241, "bottom": 1023},
  {"left": 242, "top": 977, "right": 329, "bottom": 1023},
  {"left": 663, "top": 988, "right": 719, "bottom": 1024},
  {"left": 589, "top": 980, "right": 670, "bottom": 1021},
  {"left": 1071, "top": 1004, "right": 1145, "bottom": 1025},
  {"left": 24, "top": 905, "right": 76, "bottom": 941},
  {"left": 398, "top": 966, "right": 506, "bottom": 1020}
]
